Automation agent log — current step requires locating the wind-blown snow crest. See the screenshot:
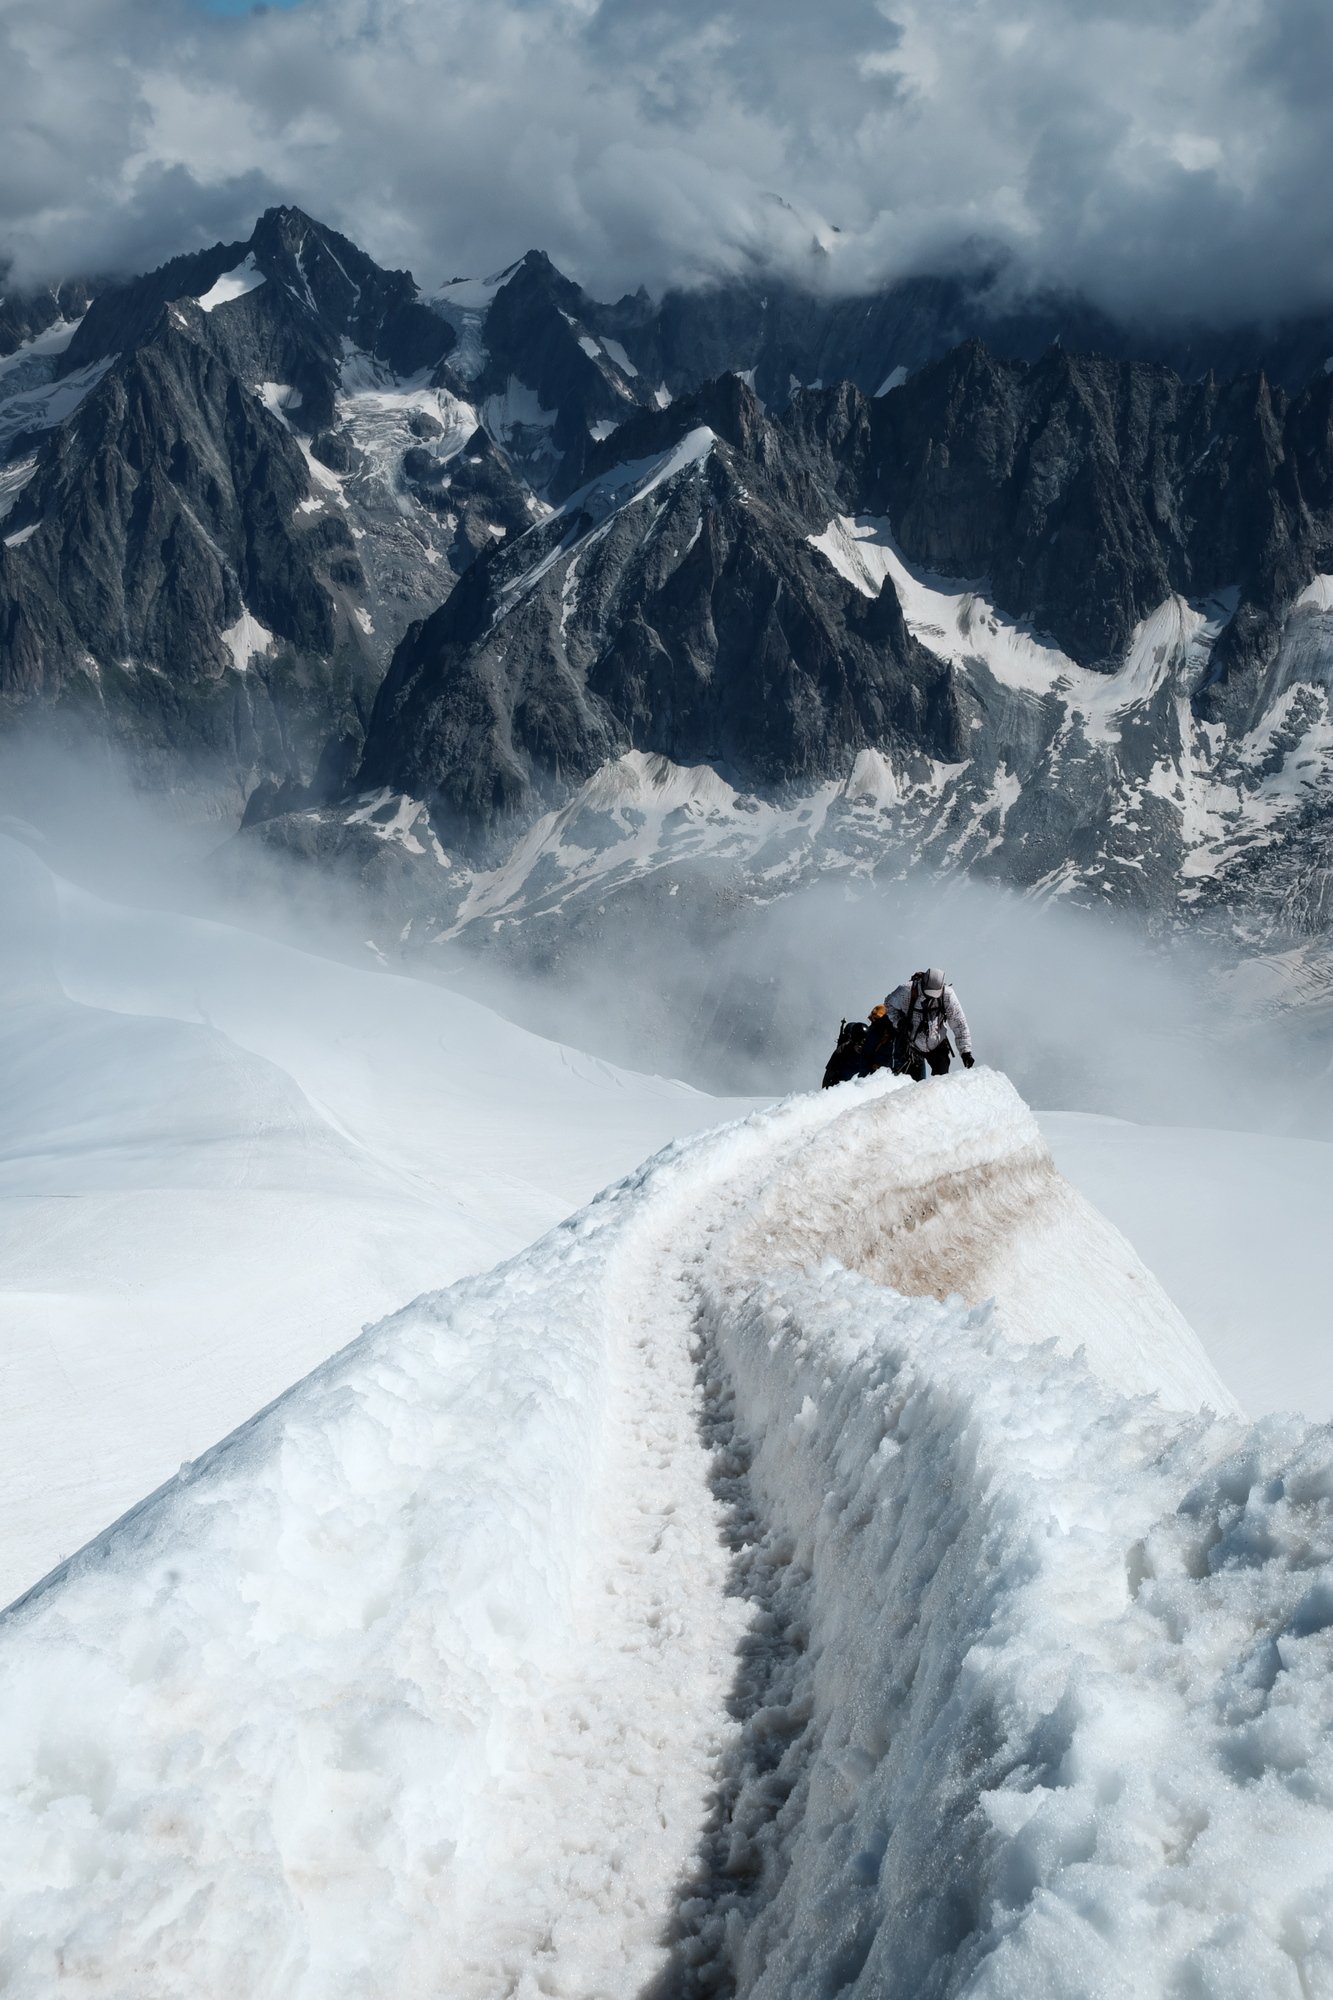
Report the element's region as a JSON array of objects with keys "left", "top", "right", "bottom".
[{"left": 2, "top": 1069, "right": 1330, "bottom": 1996}]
